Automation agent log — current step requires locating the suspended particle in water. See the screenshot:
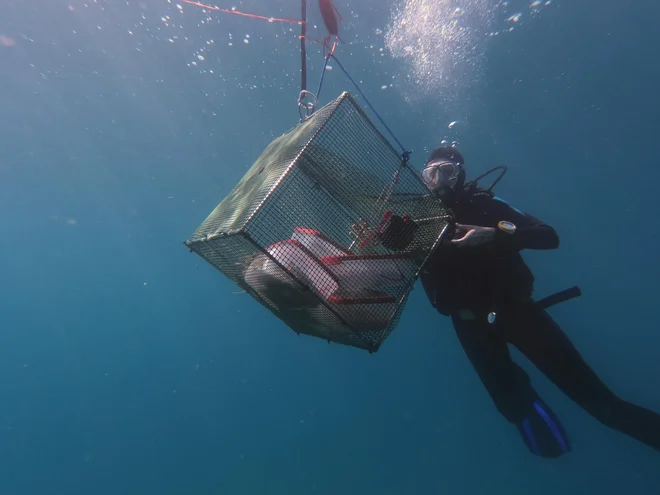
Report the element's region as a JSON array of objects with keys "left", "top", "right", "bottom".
[{"left": 0, "top": 35, "right": 16, "bottom": 47}]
